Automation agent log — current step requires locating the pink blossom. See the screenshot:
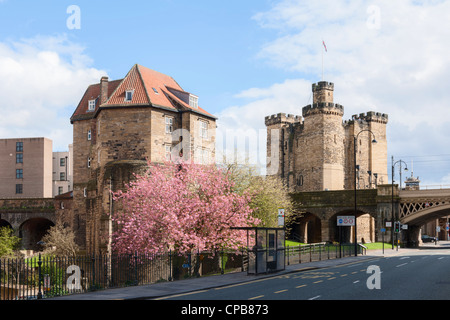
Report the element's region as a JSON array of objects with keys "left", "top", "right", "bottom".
[{"left": 110, "top": 161, "right": 259, "bottom": 255}]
